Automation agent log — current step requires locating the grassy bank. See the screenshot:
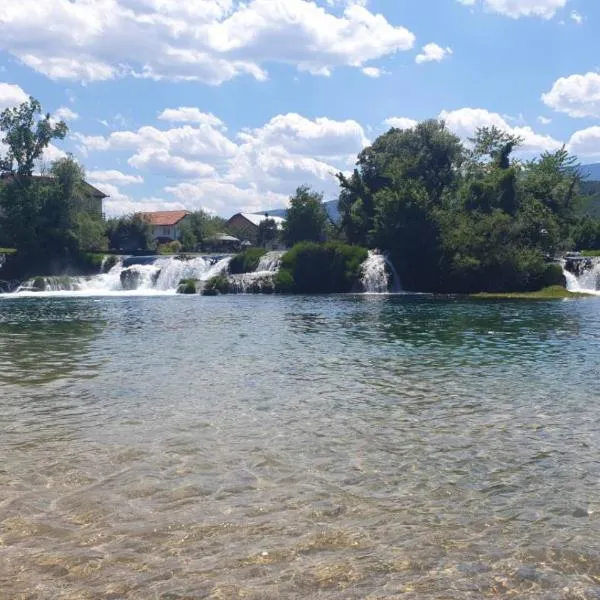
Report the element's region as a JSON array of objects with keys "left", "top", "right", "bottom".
[{"left": 471, "top": 286, "right": 591, "bottom": 300}]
